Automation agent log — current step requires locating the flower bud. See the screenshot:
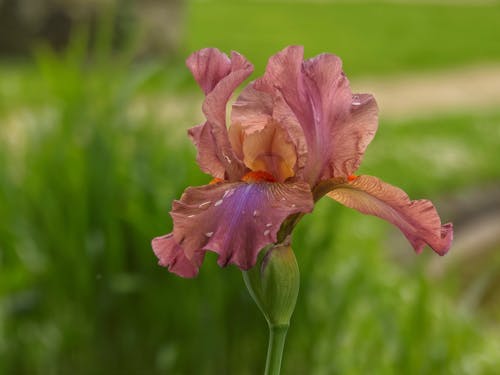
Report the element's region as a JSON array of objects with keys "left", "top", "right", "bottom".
[{"left": 243, "top": 244, "right": 300, "bottom": 327}]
